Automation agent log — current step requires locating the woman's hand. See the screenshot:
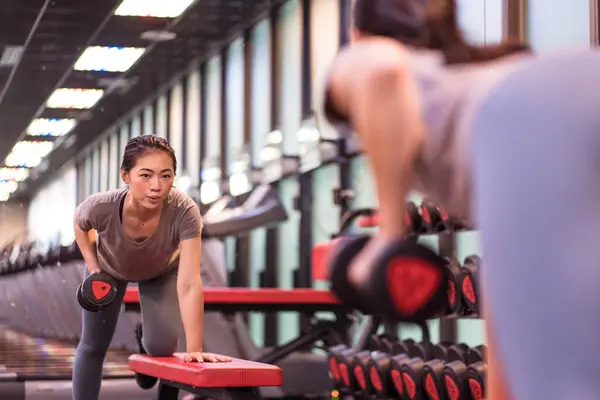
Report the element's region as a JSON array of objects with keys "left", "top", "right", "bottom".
[
  {"left": 348, "top": 234, "right": 397, "bottom": 288},
  {"left": 182, "top": 352, "right": 232, "bottom": 363}
]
